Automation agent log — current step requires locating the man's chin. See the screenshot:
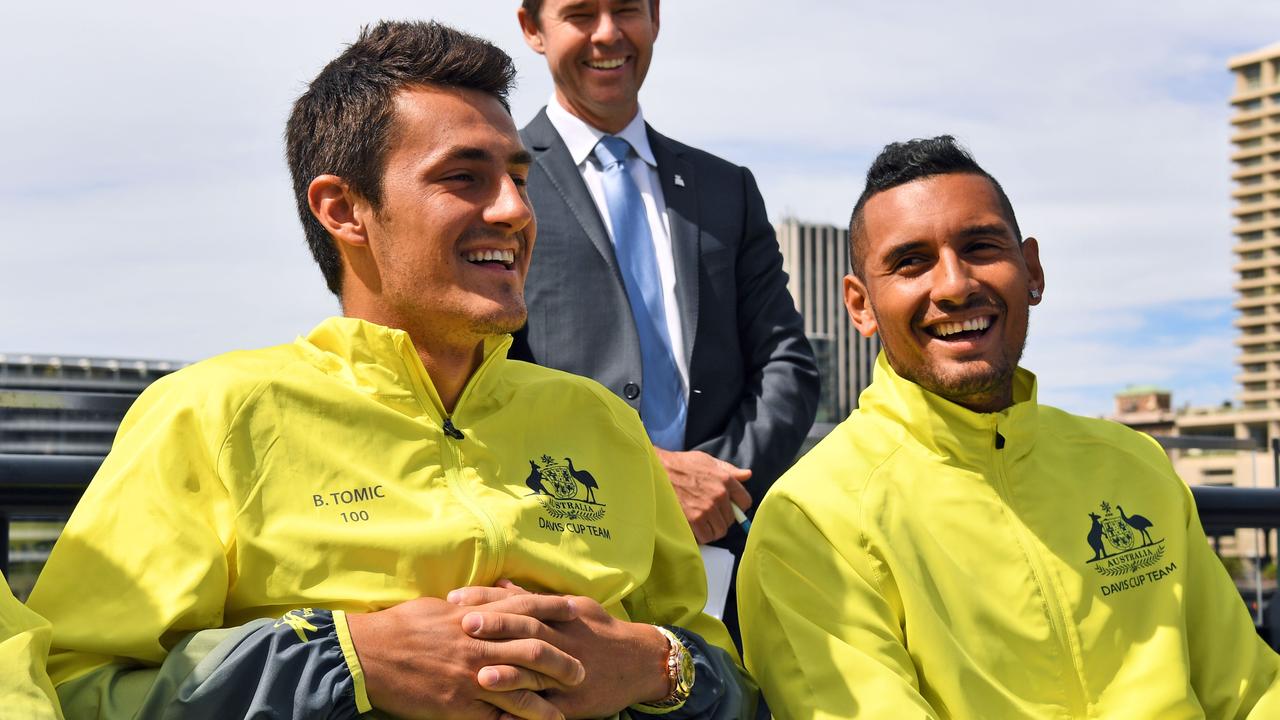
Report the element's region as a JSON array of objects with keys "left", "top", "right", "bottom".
[
  {"left": 471, "top": 306, "right": 527, "bottom": 338},
  {"left": 912, "top": 361, "right": 1014, "bottom": 406}
]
